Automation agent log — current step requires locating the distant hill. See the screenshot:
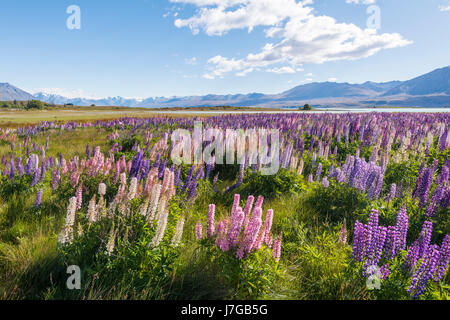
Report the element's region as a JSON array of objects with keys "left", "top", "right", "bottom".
[
  {"left": 382, "top": 66, "right": 450, "bottom": 96},
  {"left": 2, "top": 66, "right": 450, "bottom": 108},
  {"left": 0, "top": 83, "right": 34, "bottom": 100}
]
